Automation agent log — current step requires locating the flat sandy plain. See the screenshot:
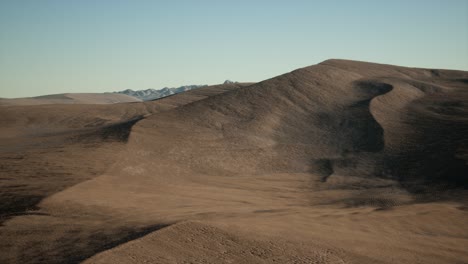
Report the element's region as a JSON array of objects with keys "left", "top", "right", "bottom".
[
  {"left": 1, "top": 60, "right": 467, "bottom": 263},
  {"left": 0, "top": 93, "right": 142, "bottom": 105}
]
